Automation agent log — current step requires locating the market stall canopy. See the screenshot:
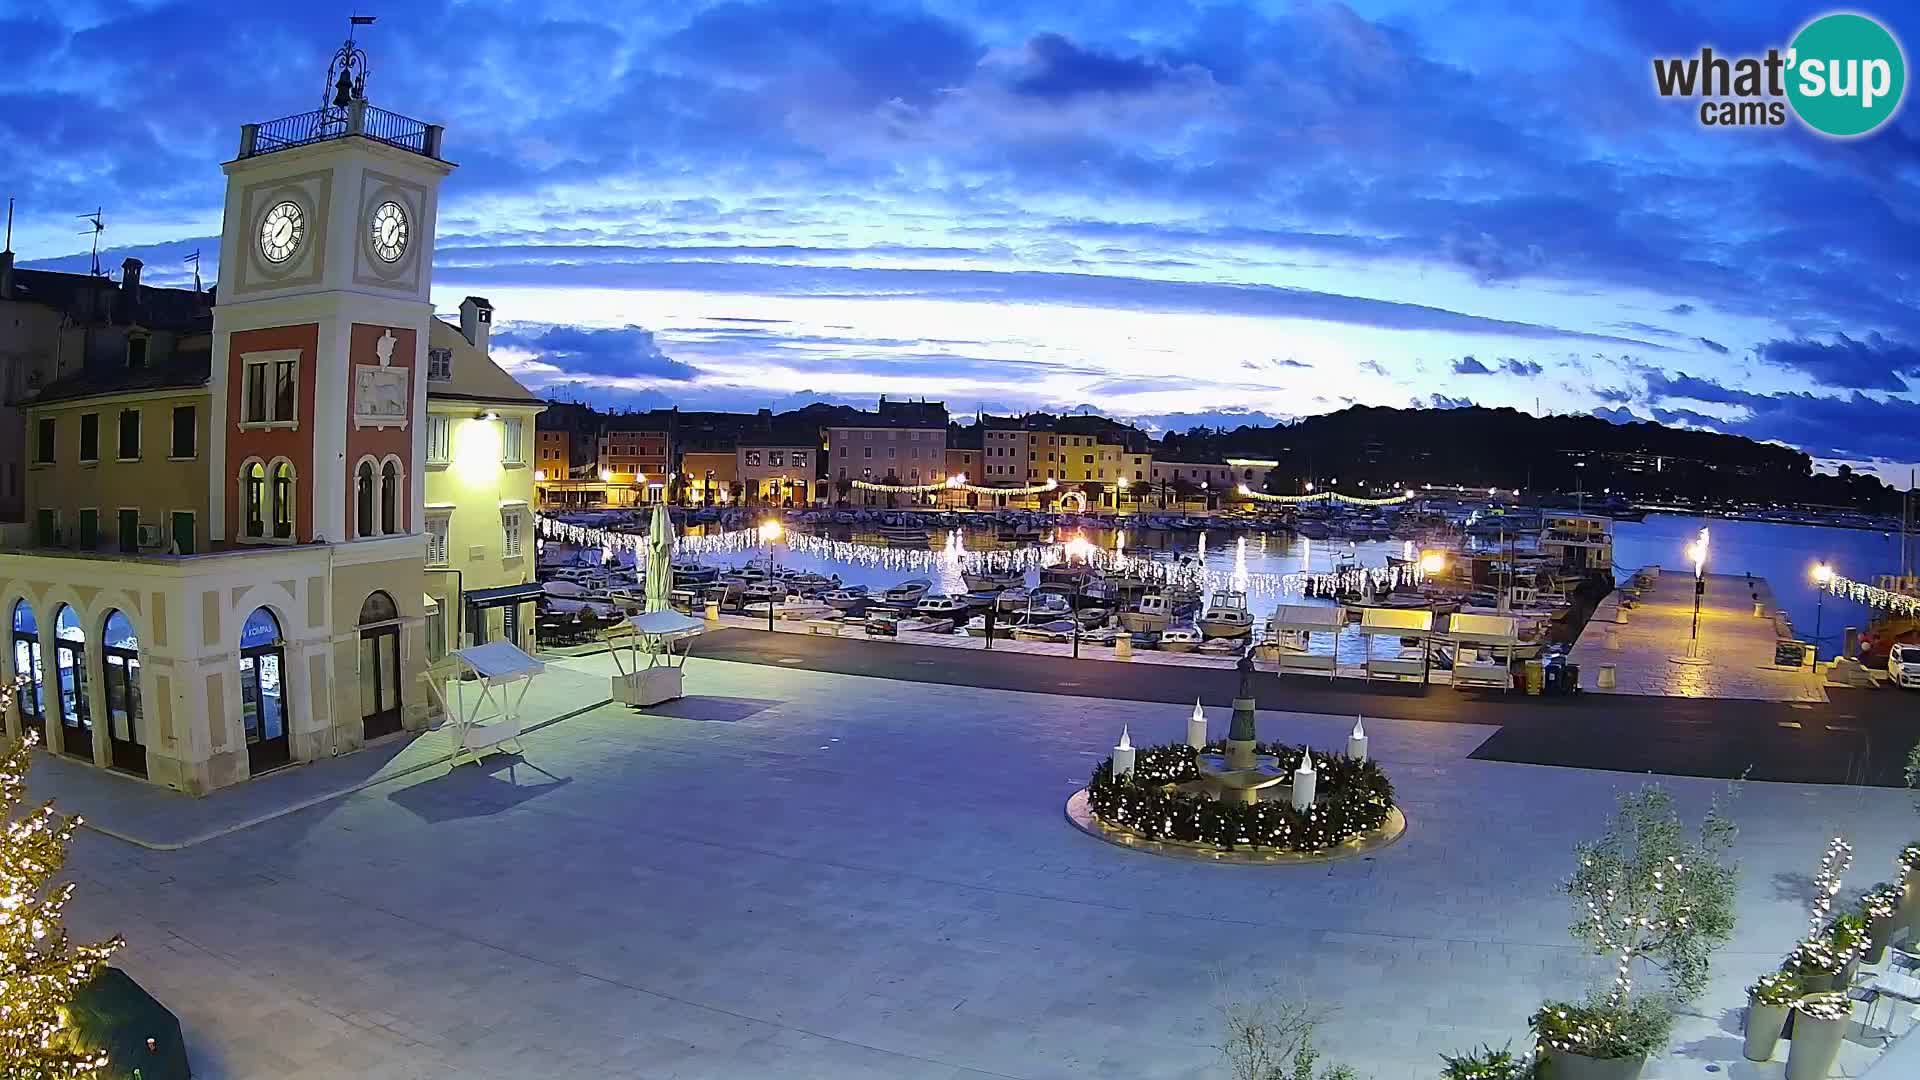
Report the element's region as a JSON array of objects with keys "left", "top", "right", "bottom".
[
  {"left": 1358, "top": 607, "right": 1434, "bottom": 635},
  {"left": 628, "top": 611, "right": 704, "bottom": 638},
  {"left": 1446, "top": 612, "right": 1521, "bottom": 645},
  {"left": 1270, "top": 604, "right": 1347, "bottom": 632},
  {"left": 450, "top": 640, "right": 545, "bottom": 684}
]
